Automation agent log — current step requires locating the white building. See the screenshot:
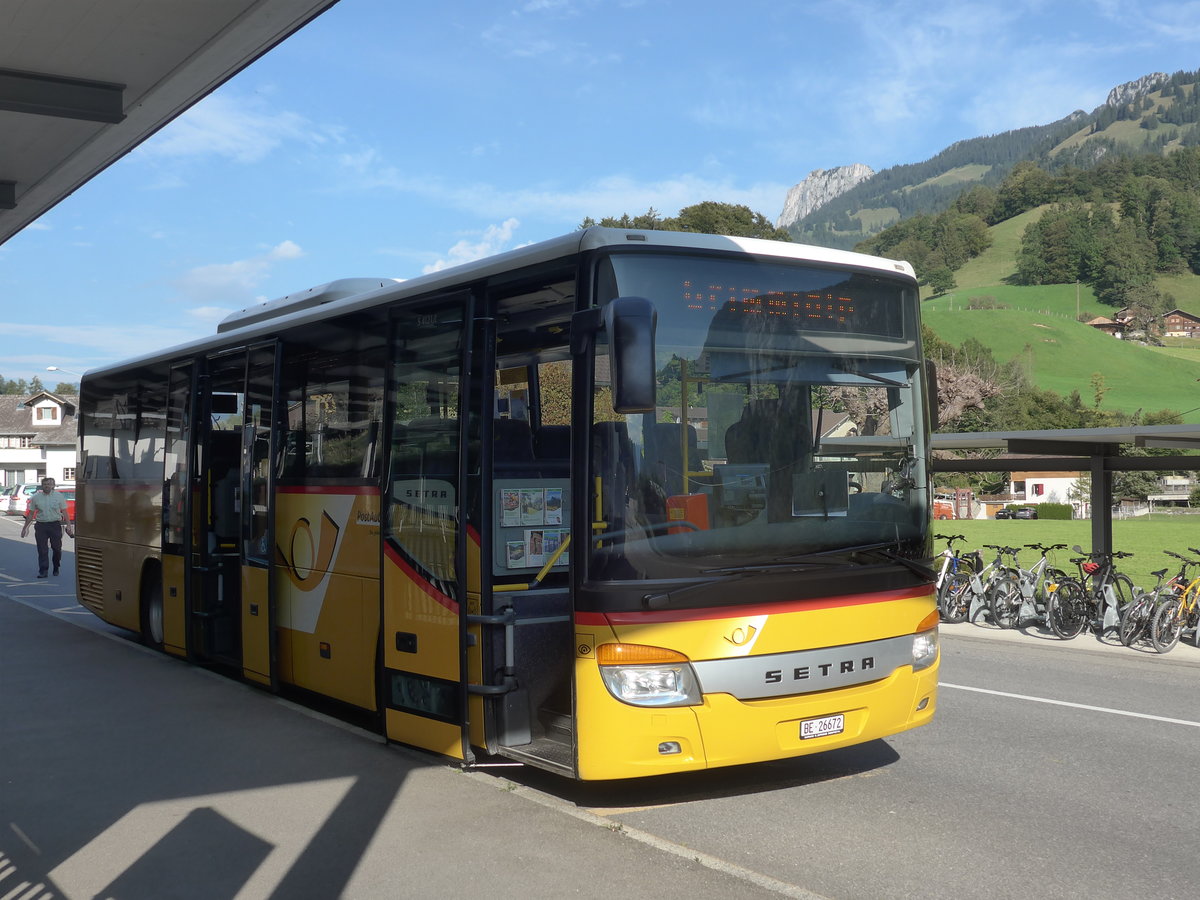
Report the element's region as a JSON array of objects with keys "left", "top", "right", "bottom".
[
  {"left": 0, "top": 392, "right": 79, "bottom": 487},
  {"left": 1010, "top": 468, "right": 1081, "bottom": 506}
]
